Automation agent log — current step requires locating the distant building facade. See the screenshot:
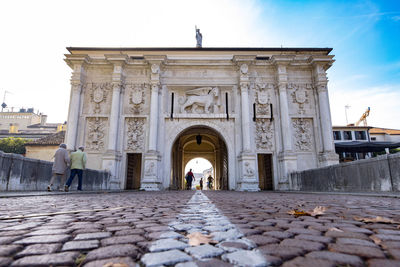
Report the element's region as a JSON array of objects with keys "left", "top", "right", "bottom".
[
  {"left": 64, "top": 47, "right": 338, "bottom": 191},
  {"left": 25, "top": 131, "right": 66, "bottom": 161}
]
